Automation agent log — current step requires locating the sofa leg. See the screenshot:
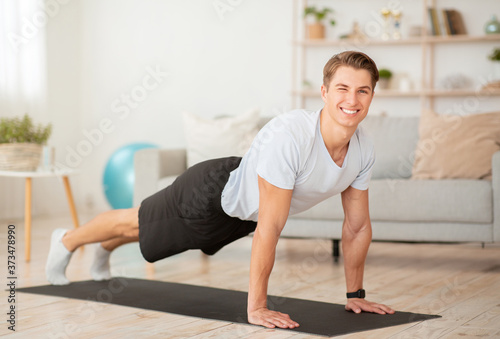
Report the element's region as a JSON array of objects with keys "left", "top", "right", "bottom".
[{"left": 332, "top": 239, "right": 340, "bottom": 263}]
